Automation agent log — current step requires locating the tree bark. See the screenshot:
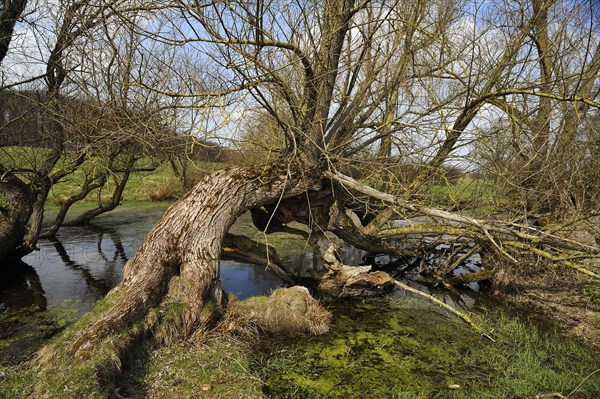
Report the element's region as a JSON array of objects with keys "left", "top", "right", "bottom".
[
  {"left": 34, "top": 165, "right": 322, "bottom": 397},
  {"left": 0, "top": 171, "right": 34, "bottom": 260},
  {"left": 0, "top": 0, "right": 28, "bottom": 65}
]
